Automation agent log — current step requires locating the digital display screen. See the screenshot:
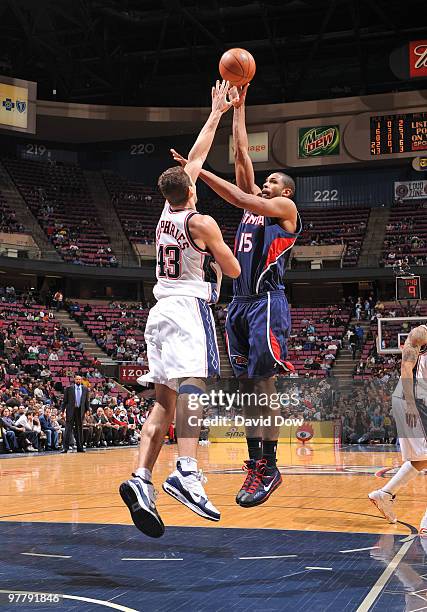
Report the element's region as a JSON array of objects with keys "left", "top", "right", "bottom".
[
  {"left": 370, "top": 112, "right": 427, "bottom": 155},
  {"left": 396, "top": 276, "right": 422, "bottom": 301}
]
